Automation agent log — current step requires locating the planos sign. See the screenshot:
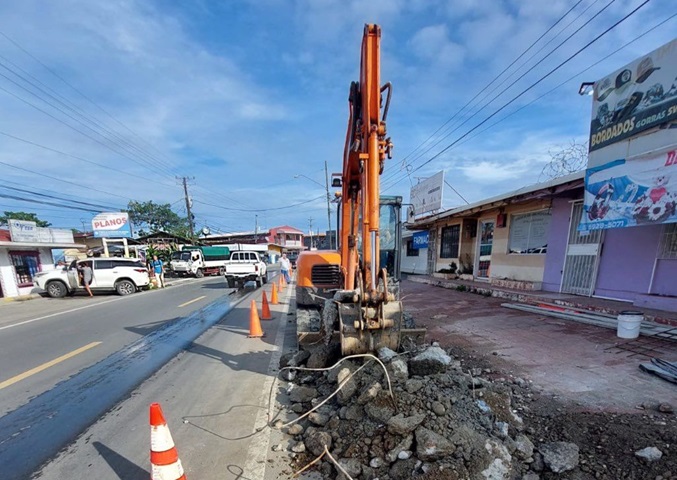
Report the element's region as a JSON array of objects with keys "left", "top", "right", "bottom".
[
  {"left": 92, "top": 212, "right": 132, "bottom": 238},
  {"left": 589, "top": 38, "right": 677, "bottom": 152},
  {"left": 579, "top": 149, "right": 677, "bottom": 232}
]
